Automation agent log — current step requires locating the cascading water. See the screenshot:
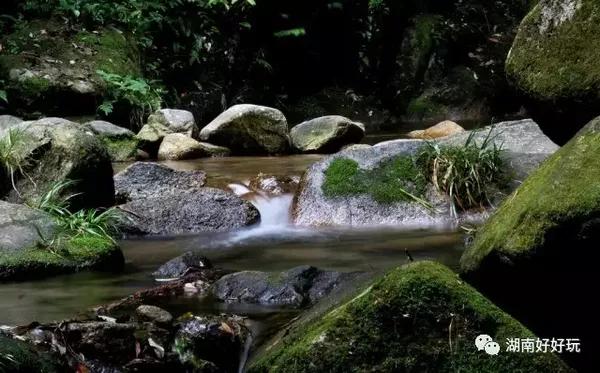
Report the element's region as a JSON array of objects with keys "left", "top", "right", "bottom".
[{"left": 228, "top": 182, "right": 294, "bottom": 227}]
